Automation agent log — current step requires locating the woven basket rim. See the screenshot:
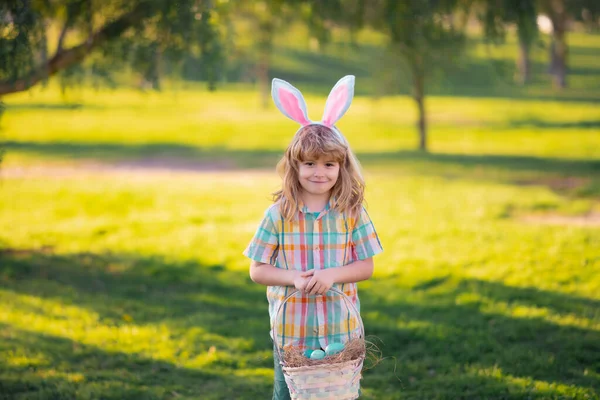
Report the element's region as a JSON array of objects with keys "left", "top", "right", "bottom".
[{"left": 282, "top": 355, "right": 364, "bottom": 373}]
